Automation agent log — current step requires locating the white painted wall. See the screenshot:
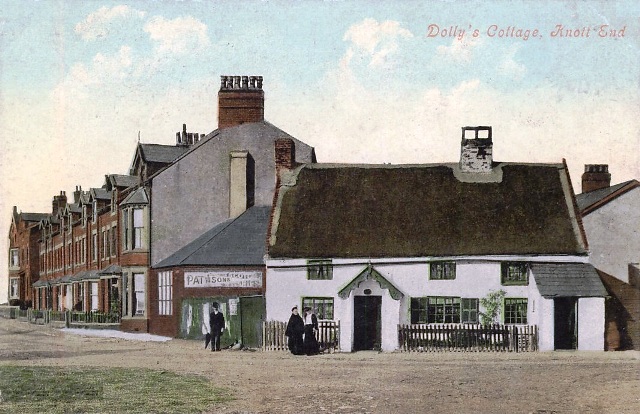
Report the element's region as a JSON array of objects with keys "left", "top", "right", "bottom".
[
  {"left": 578, "top": 297, "right": 605, "bottom": 351},
  {"left": 265, "top": 256, "right": 579, "bottom": 352},
  {"left": 582, "top": 188, "right": 640, "bottom": 283}
]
